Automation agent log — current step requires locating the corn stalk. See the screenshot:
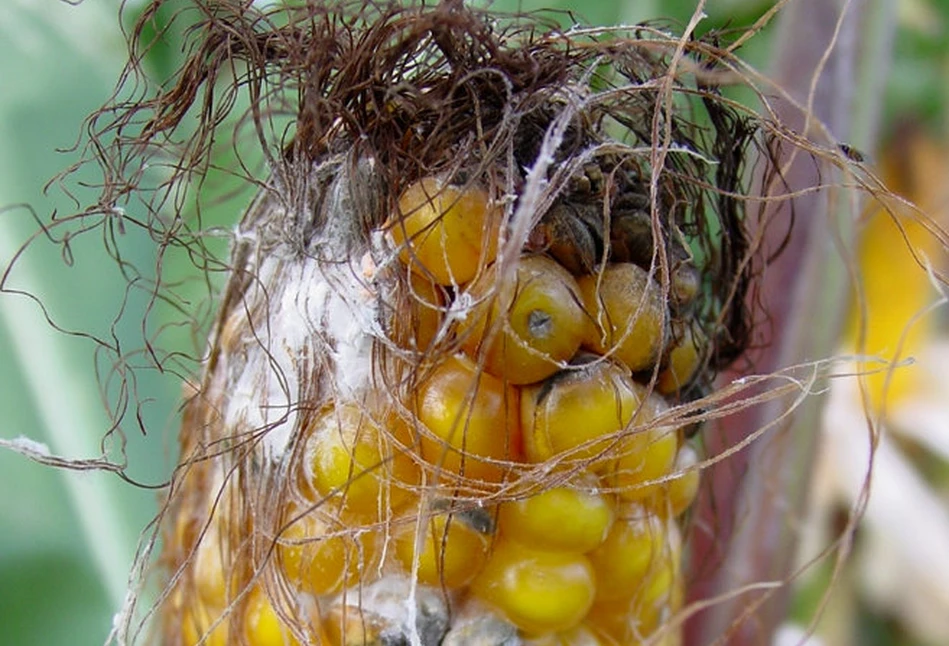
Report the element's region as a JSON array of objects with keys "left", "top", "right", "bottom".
[{"left": 685, "top": 0, "right": 897, "bottom": 643}]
